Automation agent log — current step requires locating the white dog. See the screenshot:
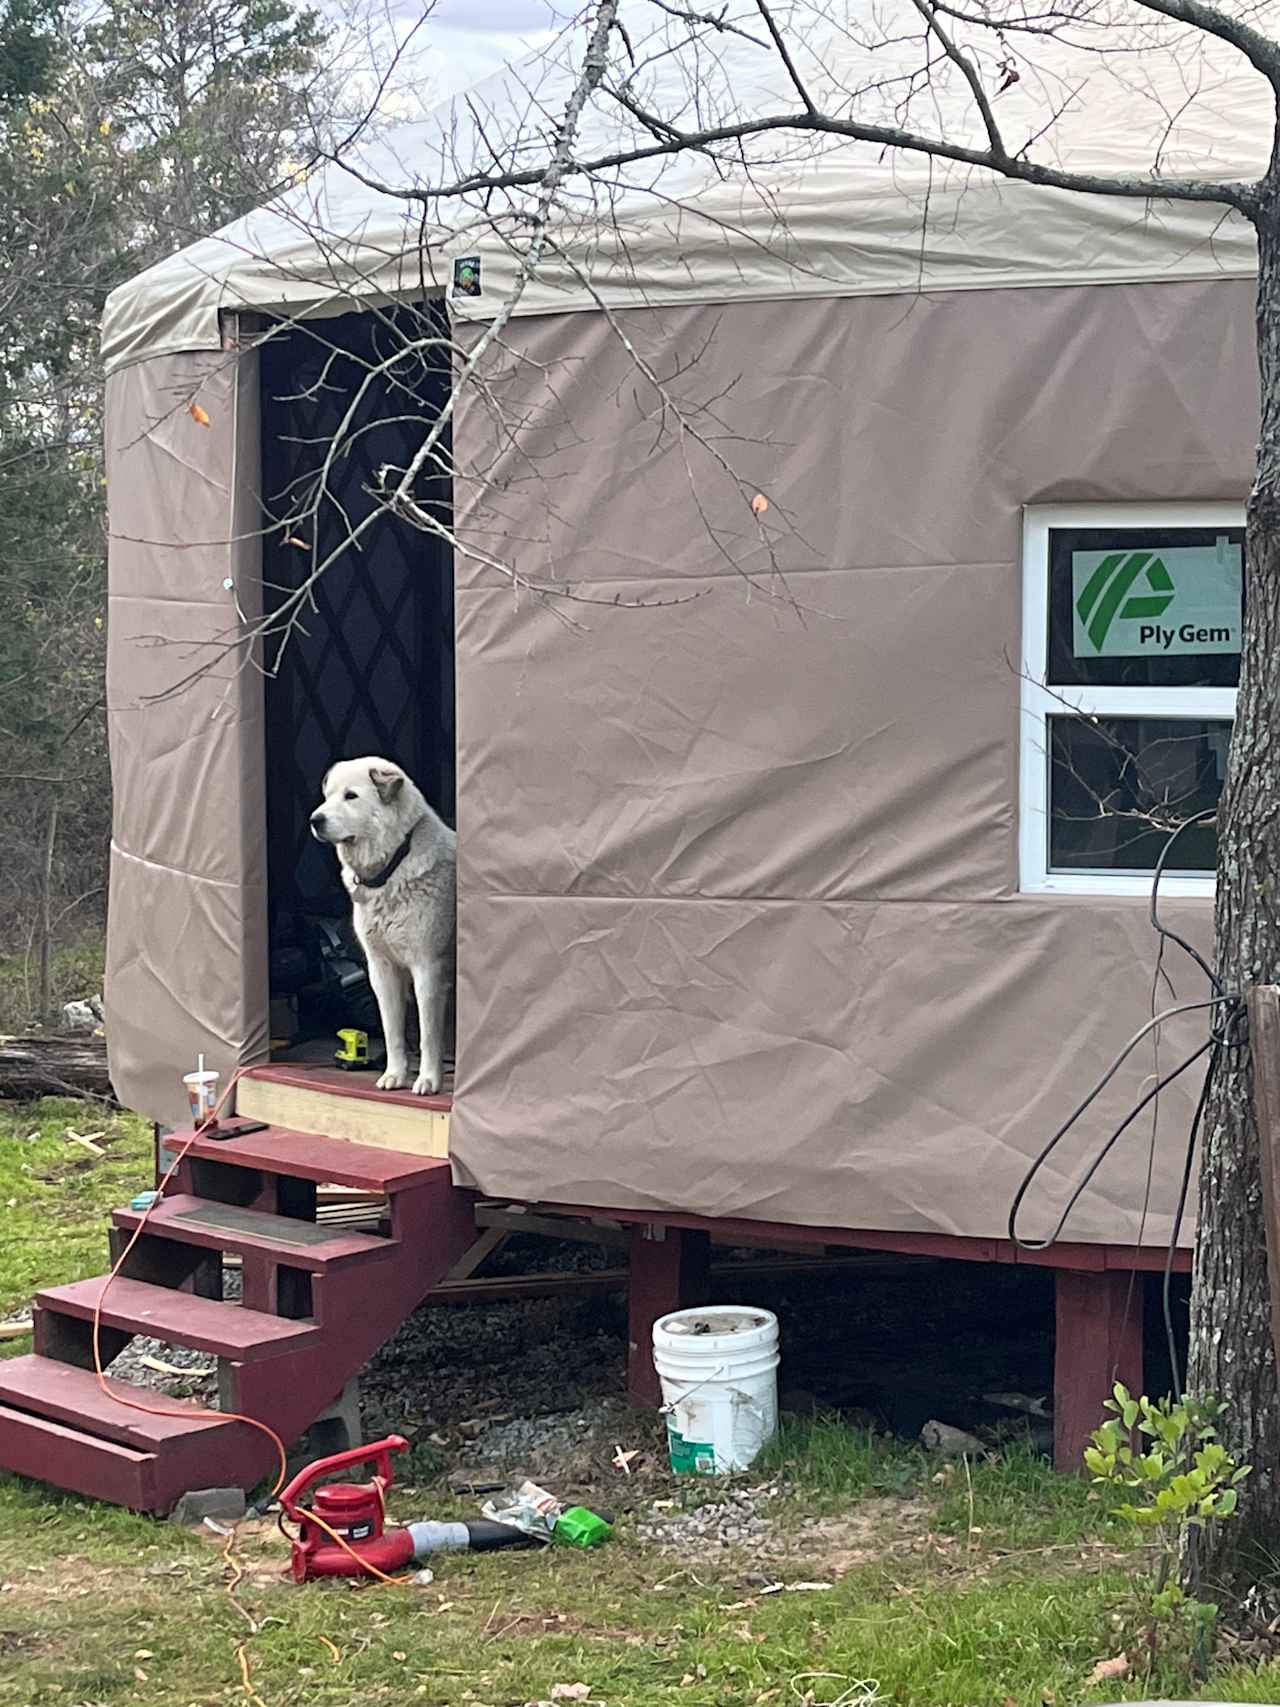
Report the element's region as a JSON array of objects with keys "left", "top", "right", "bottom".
[{"left": 309, "top": 757, "right": 456, "bottom": 1095}]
